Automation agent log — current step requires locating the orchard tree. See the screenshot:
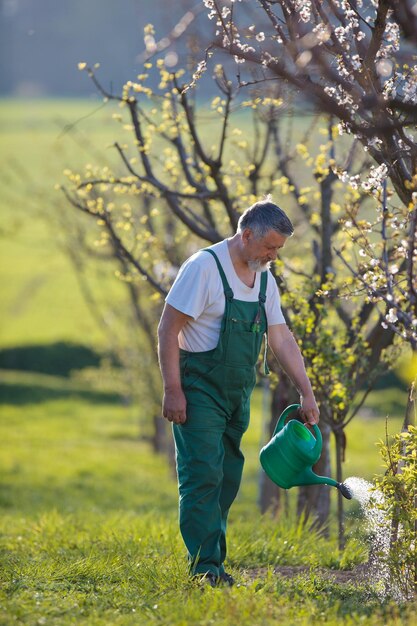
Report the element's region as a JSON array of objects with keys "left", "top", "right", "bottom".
[
  {"left": 202, "top": 1, "right": 417, "bottom": 408},
  {"left": 335, "top": 172, "right": 416, "bottom": 427},
  {"left": 62, "top": 55, "right": 401, "bottom": 539},
  {"left": 199, "top": 1, "right": 417, "bottom": 555},
  {"left": 202, "top": 0, "right": 417, "bottom": 200}
]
